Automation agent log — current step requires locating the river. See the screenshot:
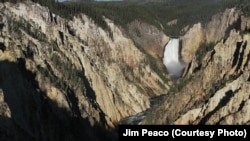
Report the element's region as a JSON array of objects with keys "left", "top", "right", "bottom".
[{"left": 119, "top": 95, "right": 166, "bottom": 125}]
